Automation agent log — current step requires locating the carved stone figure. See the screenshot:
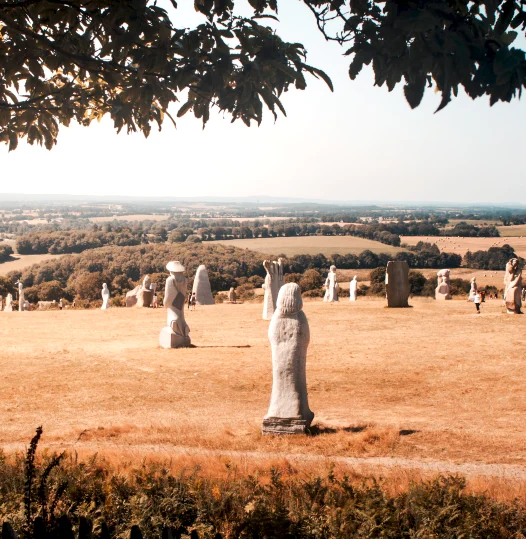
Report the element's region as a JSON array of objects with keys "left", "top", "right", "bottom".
[
  {"left": 385, "top": 261, "right": 409, "bottom": 307},
  {"left": 126, "top": 275, "right": 154, "bottom": 307},
  {"left": 262, "top": 283, "right": 314, "bottom": 435},
  {"left": 192, "top": 265, "right": 215, "bottom": 305},
  {"left": 323, "top": 265, "right": 339, "bottom": 302},
  {"left": 101, "top": 283, "right": 111, "bottom": 310},
  {"left": 159, "top": 261, "right": 191, "bottom": 348},
  {"left": 228, "top": 287, "right": 237, "bottom": 303},
  {"left": 468, "top": 277, "right": 478, "bottom": 302},
  {"left": 262, "top": 258, "right": 284, "bottom": 320},
  {"left": 17, "top": 282, "right": 26, "bottom": 311},
  {"left": 4, "top": 293, "right": 13, "bottom": 312},
  {"left": 504, "top": 258, "right": 523, "bottom": 314},
  {"left": 435, "top": 269, "right": 452, "bottom": 300},
  {"left": 349, "top": 275, "right": 358, "bottom": 302}
]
